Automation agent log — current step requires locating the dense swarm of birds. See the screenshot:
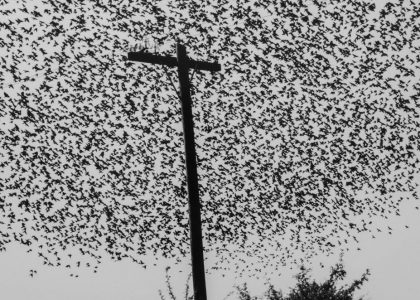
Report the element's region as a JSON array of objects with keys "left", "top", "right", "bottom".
[{"left": 0, "top": 0, "right": 419, "bottom": 277}]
